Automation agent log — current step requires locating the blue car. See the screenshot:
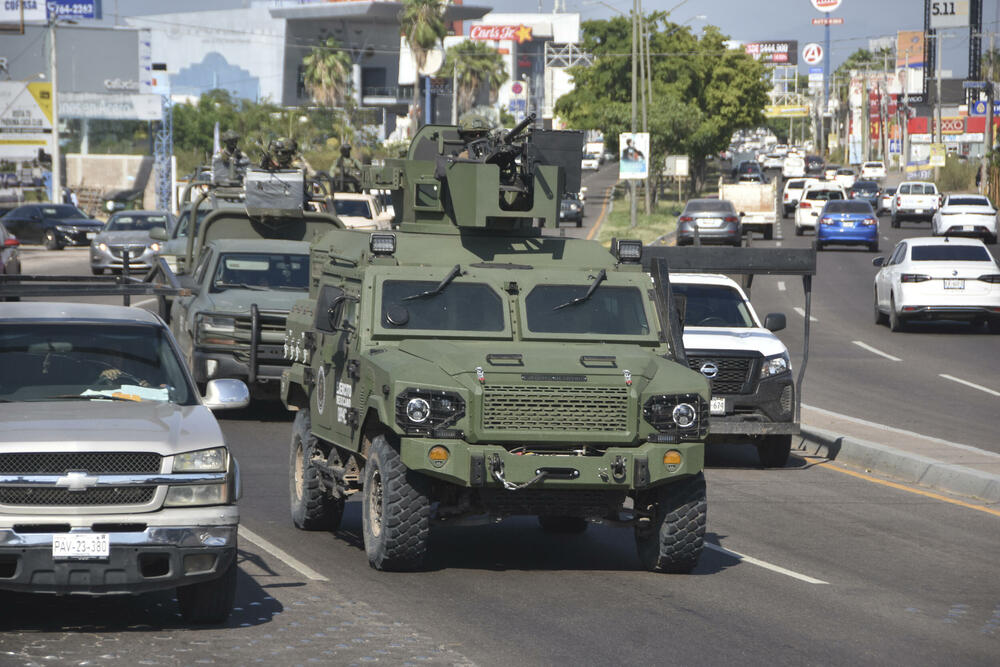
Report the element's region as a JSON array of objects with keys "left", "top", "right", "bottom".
[{"left": 816, "top": 200, "right": 879, "bottom": 252}]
